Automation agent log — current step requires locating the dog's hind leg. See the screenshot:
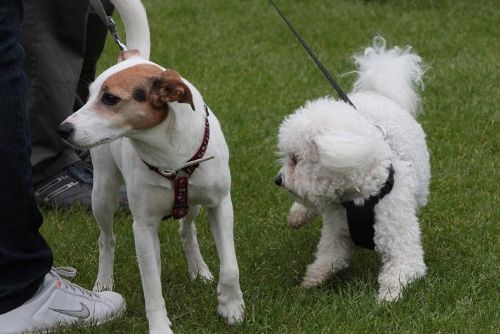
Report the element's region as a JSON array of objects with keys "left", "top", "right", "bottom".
[
  {"left": 302, "top": 205, "right": 354, "bottom": 288},
  {"left": 207, "top": 195, "right": 244, "bottom": 325},
  {"left": 91, "top": 147, "right": 122, "bottom": 292},
  {"left": 179, "top": 205, "right": 213, "bottom": 281}
]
